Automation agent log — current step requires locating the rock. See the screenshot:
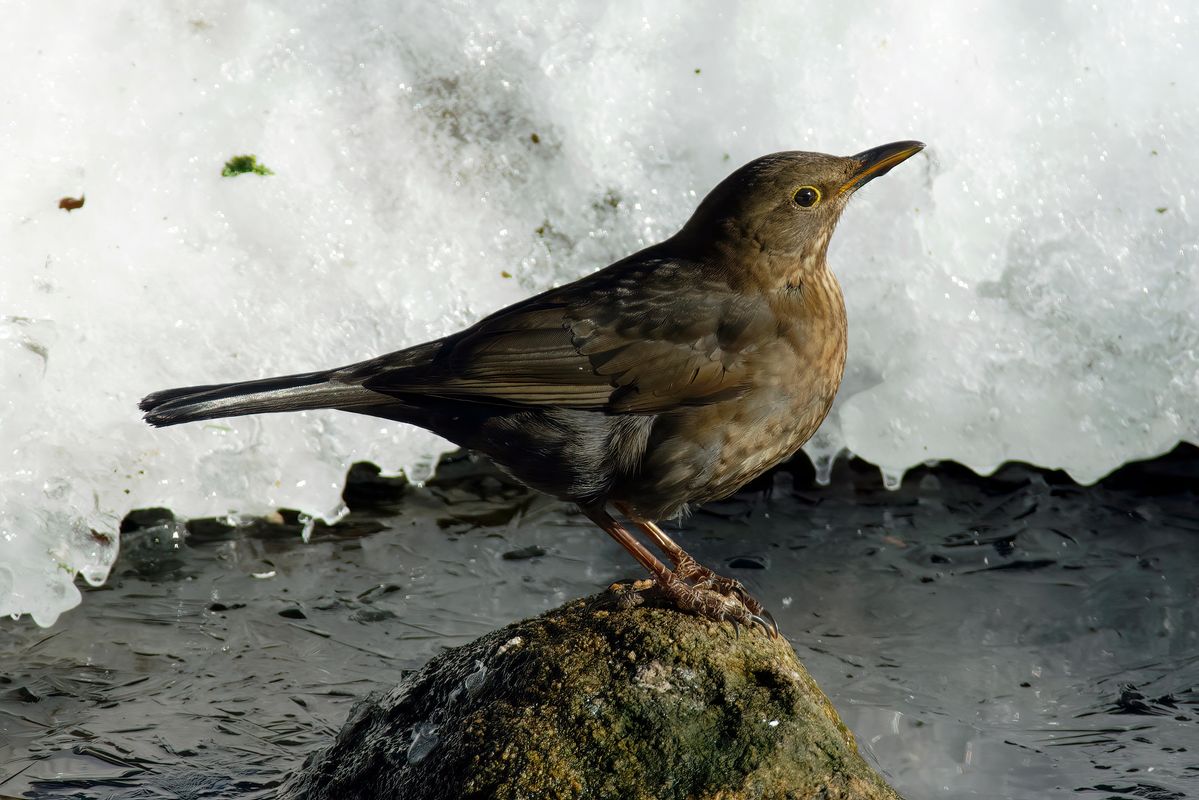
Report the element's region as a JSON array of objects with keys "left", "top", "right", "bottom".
[{"left": 283, "top": 586, "right": 902, "bottom": 800}]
